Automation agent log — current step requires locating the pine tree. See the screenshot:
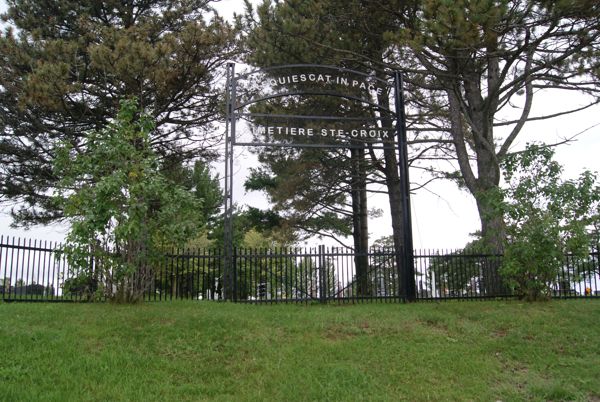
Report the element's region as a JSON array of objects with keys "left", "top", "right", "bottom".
[
  {"left": 241, "top": 0, "right": 600, "bottom": 295},
  {"left": 240, "top": 0, "right": 425, "bottom": 297},
  {"left": 0, "top": 0, "right": 237, "bottom": 225}
]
